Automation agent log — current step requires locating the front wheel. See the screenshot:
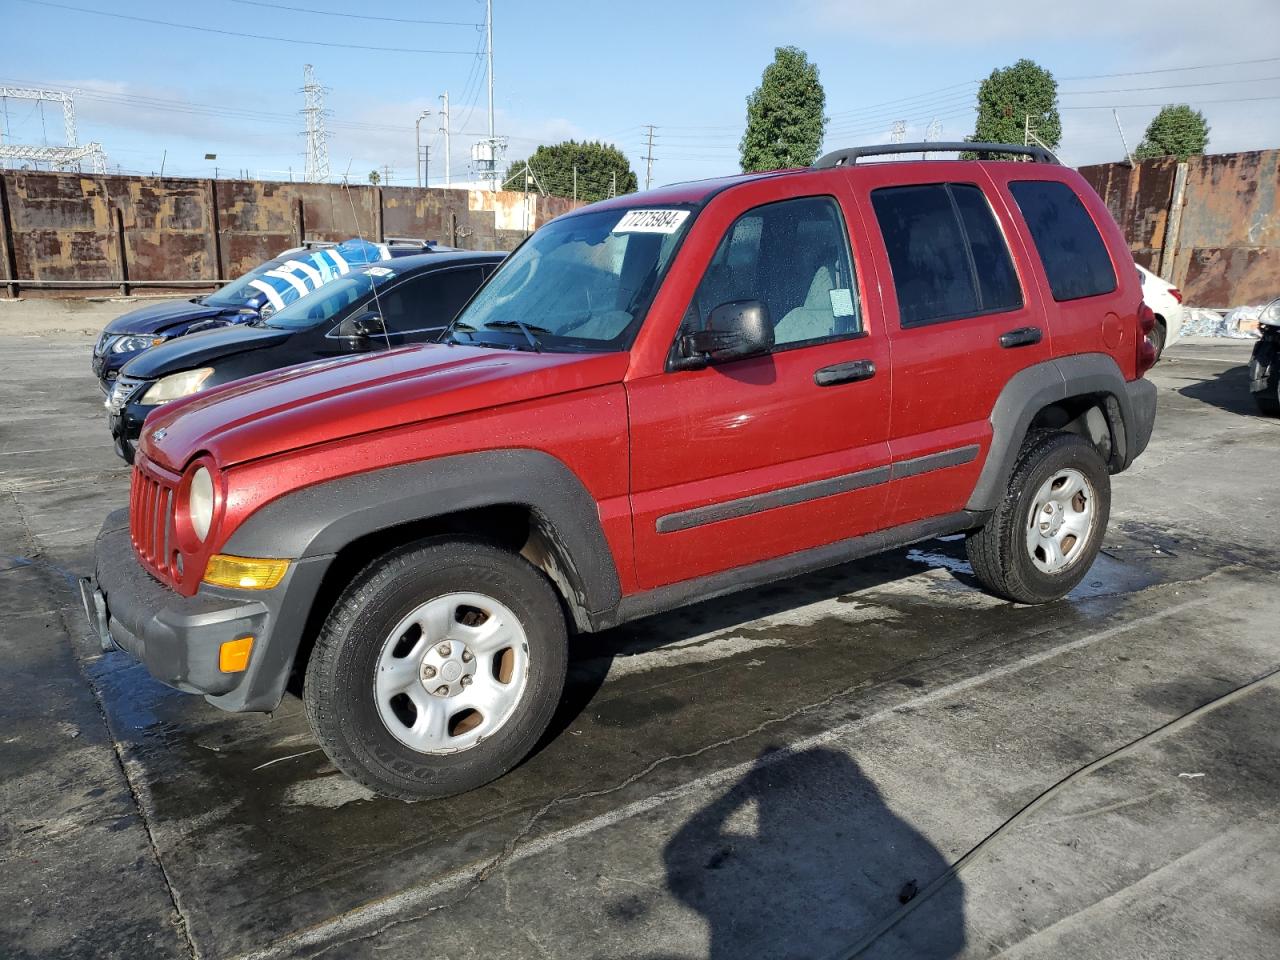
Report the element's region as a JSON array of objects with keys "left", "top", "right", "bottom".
[
  {"left": 966, "top": 431, "right": 1111, "bottom": 604},
  {"left": 304, "top": 538, "right": 567, "bottom": 801},
  {"left": 1249, "top": 334, "right": 1280, "bottom": 417}
]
